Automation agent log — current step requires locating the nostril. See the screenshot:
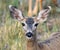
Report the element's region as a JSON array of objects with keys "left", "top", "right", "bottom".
[{"left": 26, "top": 32, "right": 33, "bottom": 37}]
